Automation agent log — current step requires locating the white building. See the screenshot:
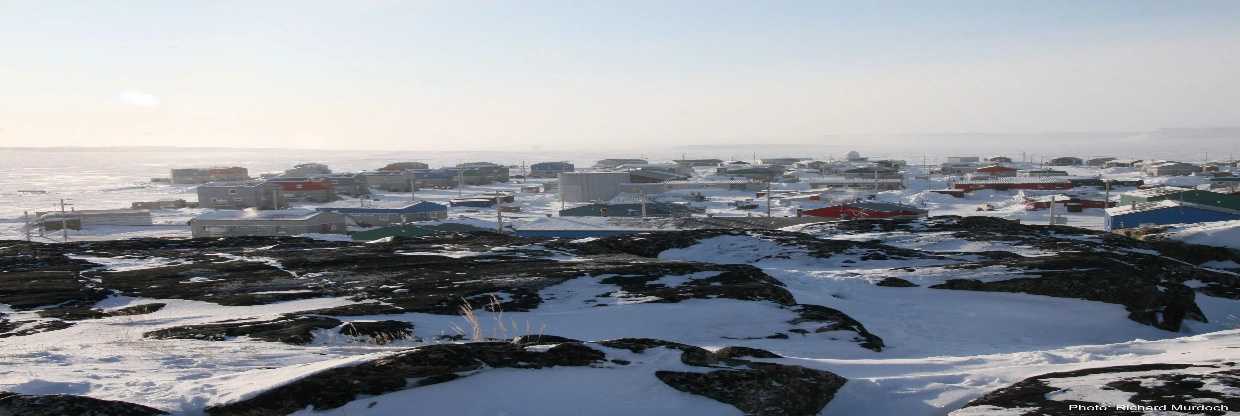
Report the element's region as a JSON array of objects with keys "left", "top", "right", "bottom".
[{"left": 558, "top": 172, "right": 631, "bottom": 203}]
